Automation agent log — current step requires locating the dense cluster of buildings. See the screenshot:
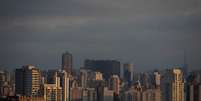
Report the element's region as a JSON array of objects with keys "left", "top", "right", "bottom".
[{"left": 0, "top": 51, "right": 201, "bottom": 101}]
